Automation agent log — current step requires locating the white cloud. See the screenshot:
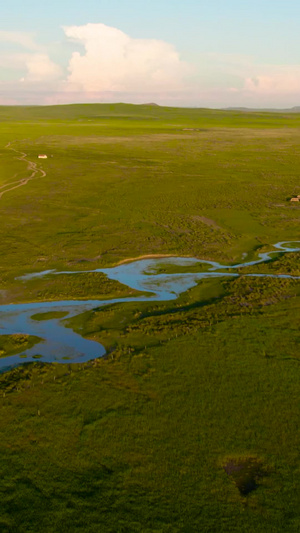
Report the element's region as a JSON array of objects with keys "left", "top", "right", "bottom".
[
  {"left": 62, "top": 23, "right": 192, "bottom": 93},
  {"left": 0, "top": 31, "right": 63, "bottom": 84},
  {"left": 21, "top": 54, "right": 63, "bottom": 82},
  {"left": 244, "top": 66, "right": 300, "bottom": 95},
  {"left": 0, "top": 31, "right": 42, "bottom": 51}
]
